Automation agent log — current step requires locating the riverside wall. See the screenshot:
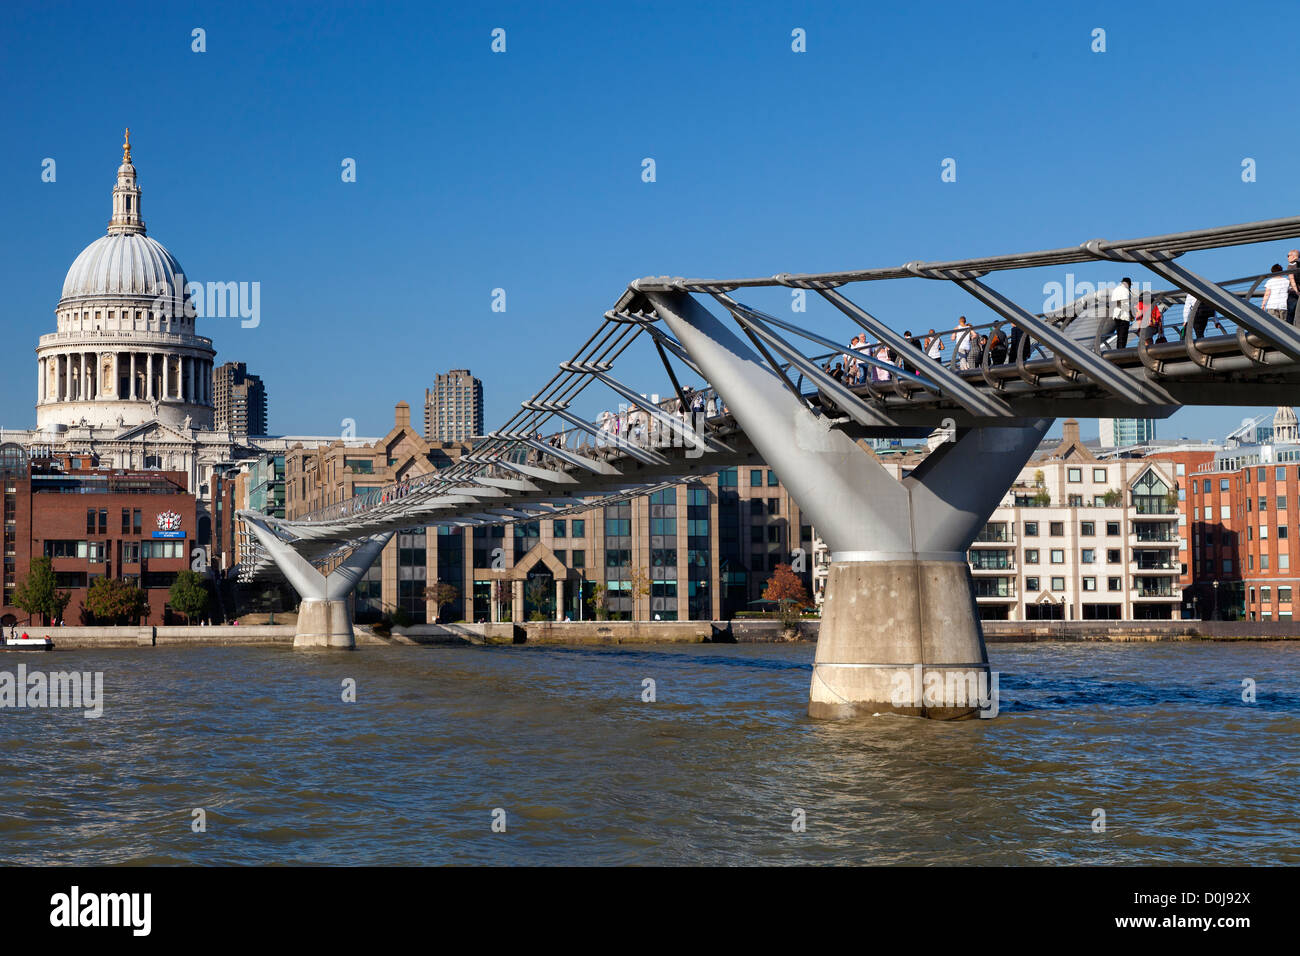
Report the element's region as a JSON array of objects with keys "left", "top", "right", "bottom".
[{"left": 10, "top": 619, "right": 1300, "bottom": 650}]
